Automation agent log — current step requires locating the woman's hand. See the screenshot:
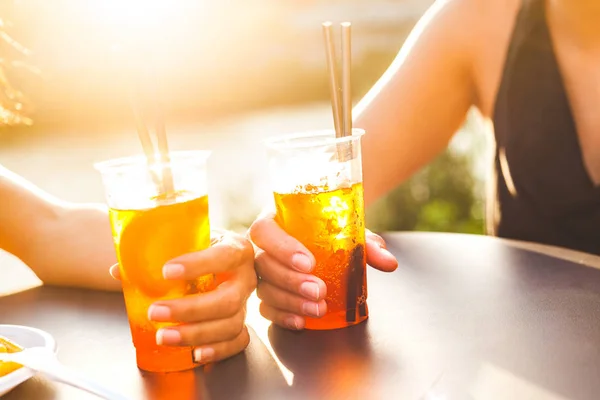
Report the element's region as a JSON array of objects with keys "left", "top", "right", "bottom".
[
  {"left": 248, "top": 211, "right": 398, "bottom": 331},
  {"left": 110, "top": 230, "right": 256, "bottom": 364}
]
